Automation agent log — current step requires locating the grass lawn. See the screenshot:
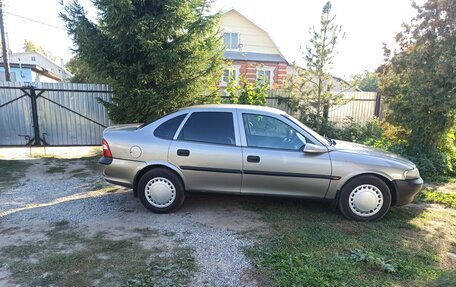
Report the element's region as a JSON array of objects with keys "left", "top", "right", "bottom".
[{"left": 245, "top": 184, "right": 456, "bottom": 287}]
